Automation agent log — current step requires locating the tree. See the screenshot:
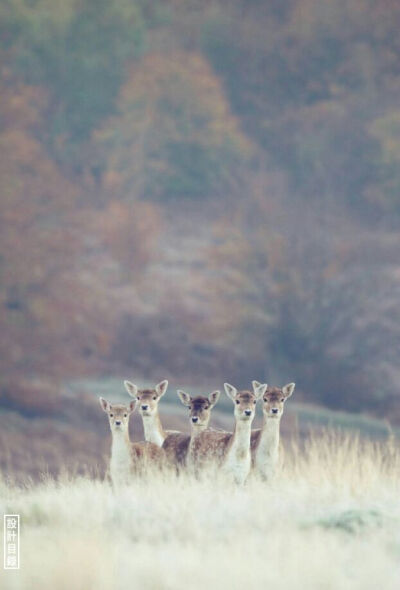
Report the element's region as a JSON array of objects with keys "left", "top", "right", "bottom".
[
  {"left": 0, "top": 0, "right": 146, "bottom": 165},
  {"left": 92, "top": 51, "right": 253, "bottom": 201},
  {"left": 206, "top": 181, "right": 400, "bottom": 416},
  {"left": 0, "top": 74, "right": 101, "bottom": 378}
]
